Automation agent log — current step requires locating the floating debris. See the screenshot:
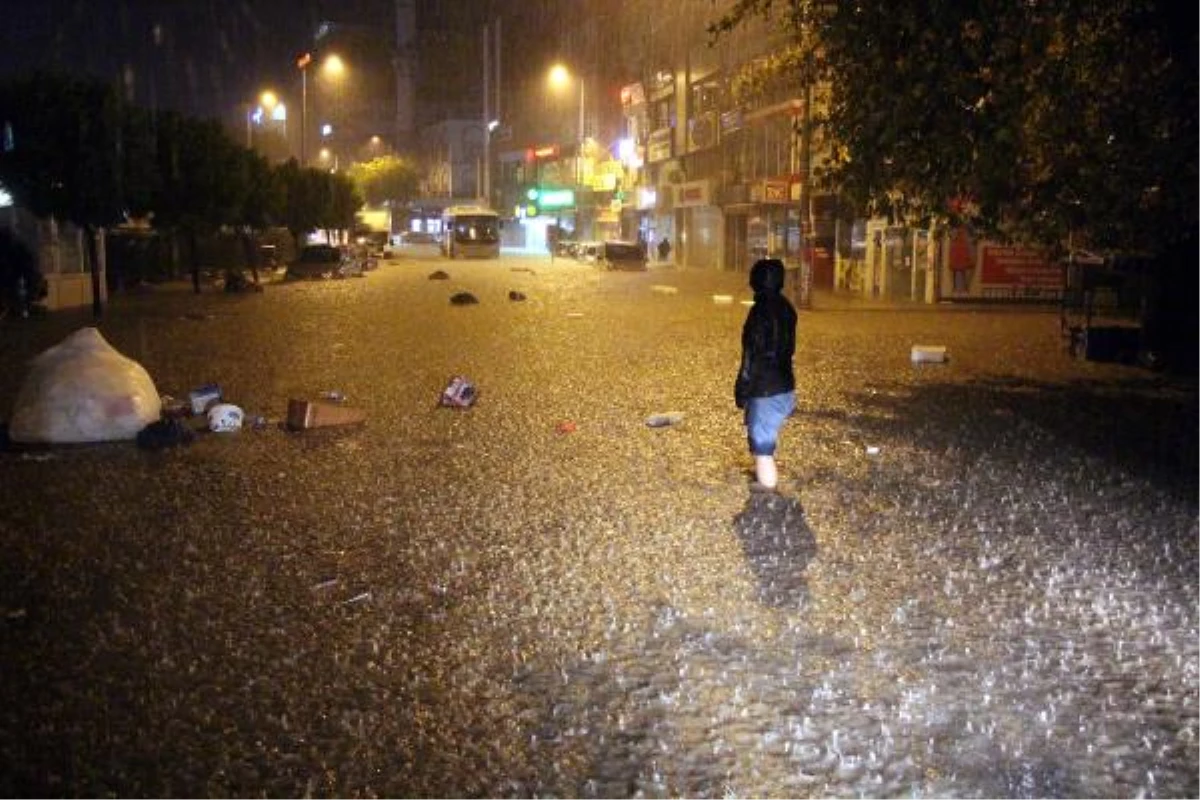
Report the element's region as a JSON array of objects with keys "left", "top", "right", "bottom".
[
  {"left": 911, "top": 344, "right": 948, "bottom": 364},
  {"left": 439, "top": 376, "right": 477, "bottom": 408},
  {"left": 188, "top": 383, "right": 222, "bottom": 415},
  {"left": 286, "top": 398, "right": 367, "bottom": 430}
]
